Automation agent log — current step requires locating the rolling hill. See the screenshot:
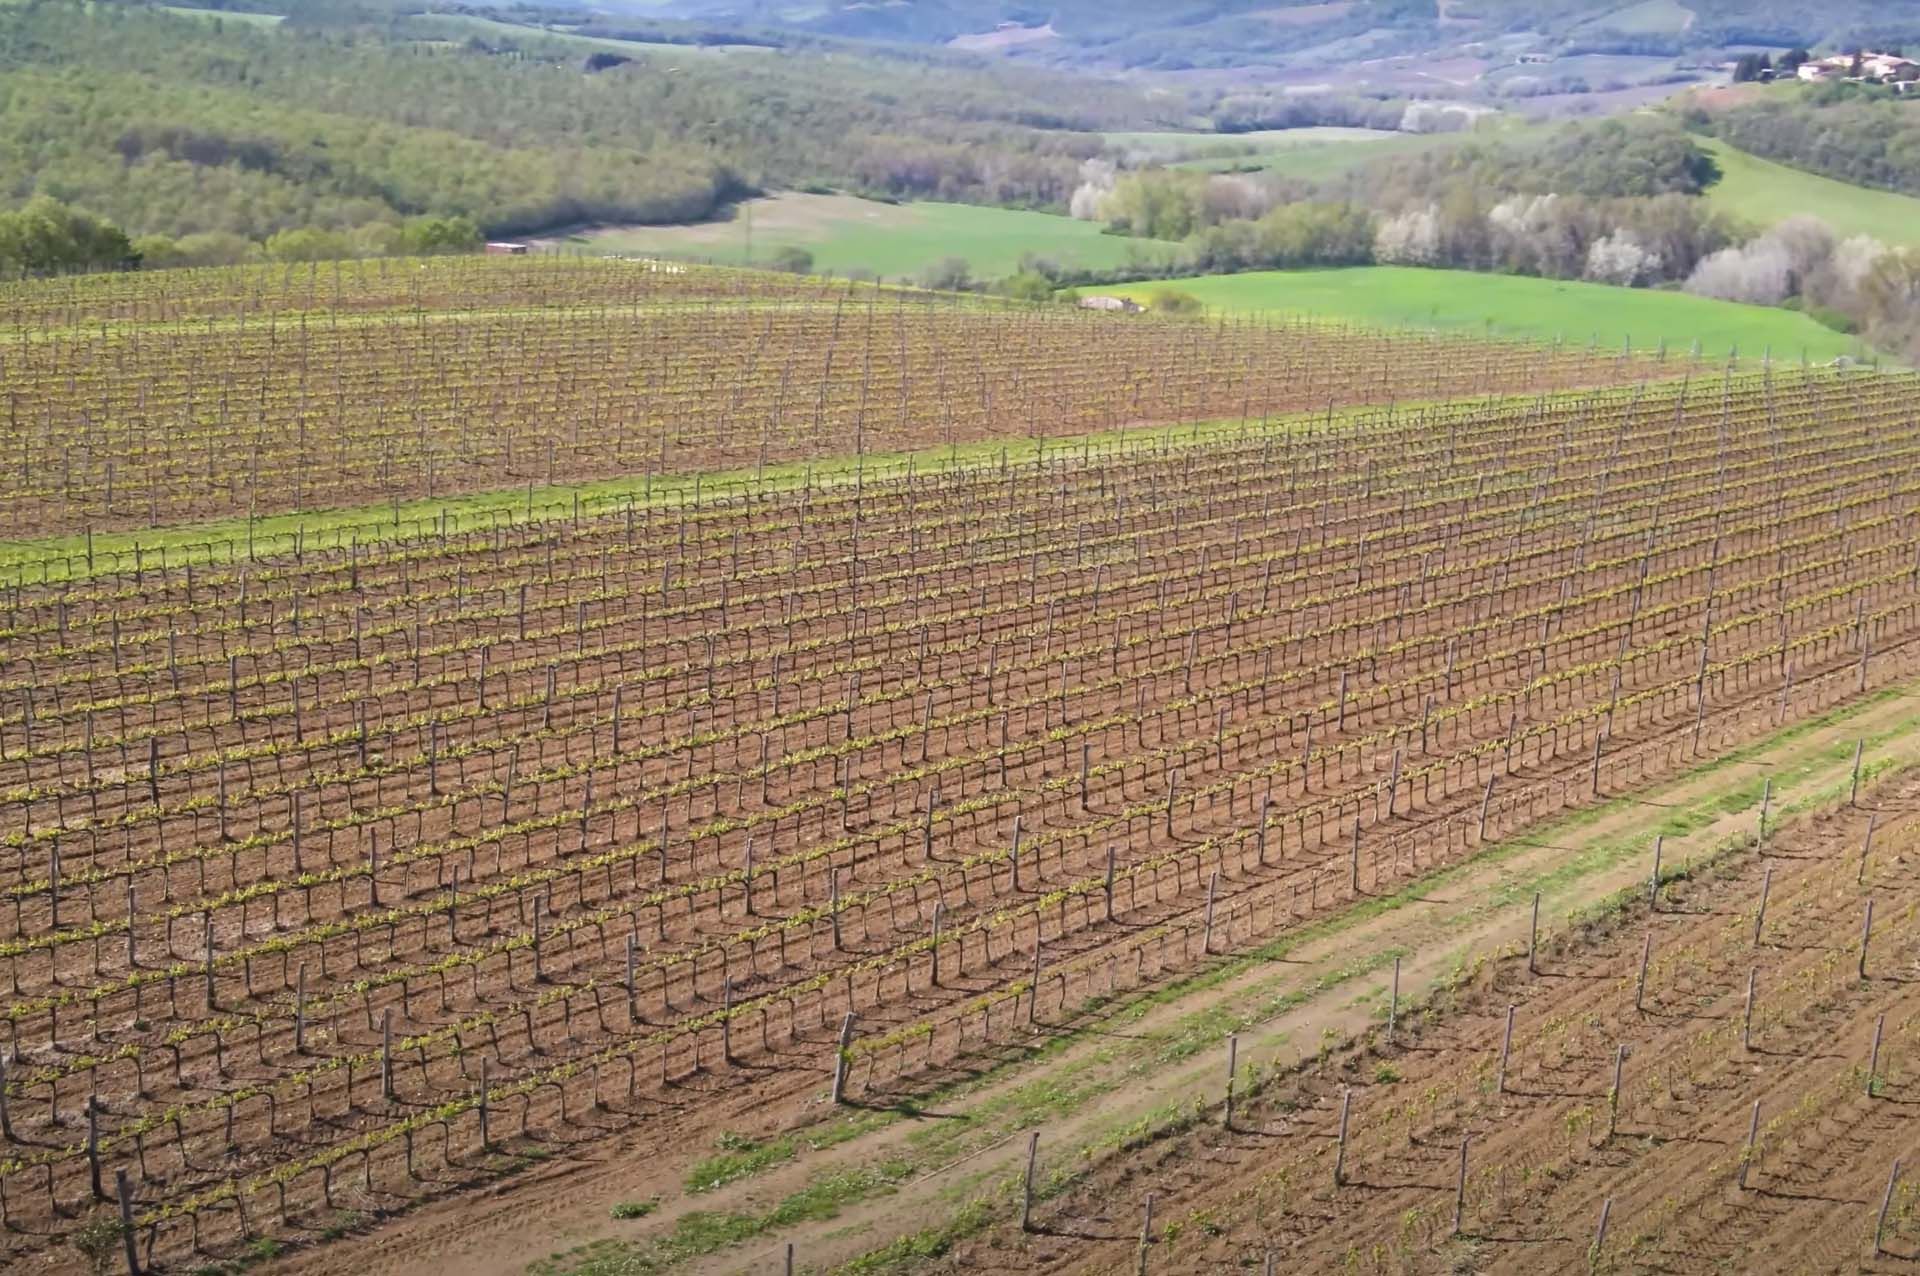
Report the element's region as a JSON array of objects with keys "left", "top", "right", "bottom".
[{"left": 600, "top": 0, "right": 1920, "bottom": 71}]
